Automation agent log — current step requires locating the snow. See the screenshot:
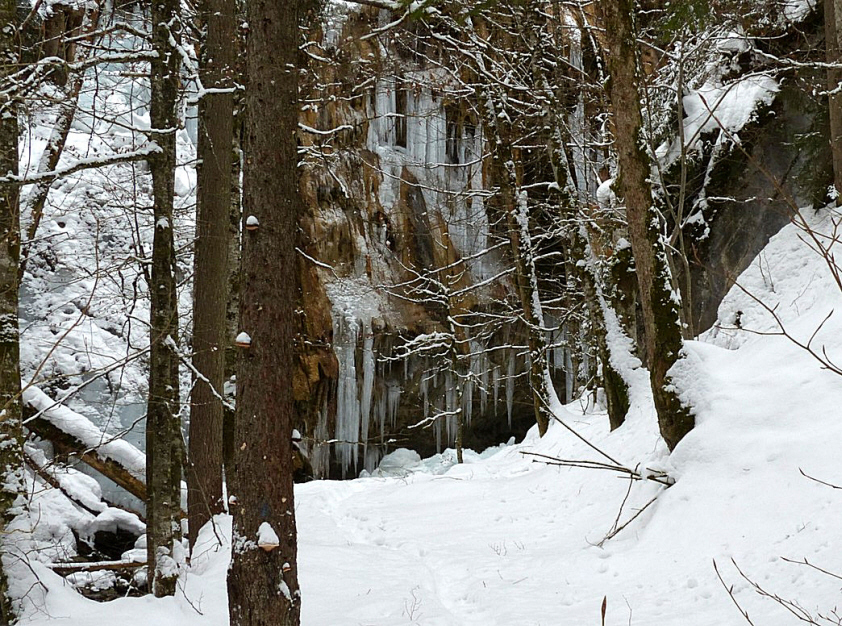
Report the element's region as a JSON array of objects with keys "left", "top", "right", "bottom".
[
  {"left": 16, "top": 199, "right": 842, "bottom": 626},
  {"left": 782, "top": 0, "right": 817, "bottom": 22},
  {"left": 659, "top": 73, "right": 779, "bottom": 164},
  {"left": 684, "top": 75, "right": 779, "bottom": 144},
  {"left": 257, "top": 522, "right": 280, "bottom": 551},
  {"left": 23, "top": 386, "right": 146, "bottom": 481},
  {"left": 87, "top": 507, "right": 146, "bottom": 538}
]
